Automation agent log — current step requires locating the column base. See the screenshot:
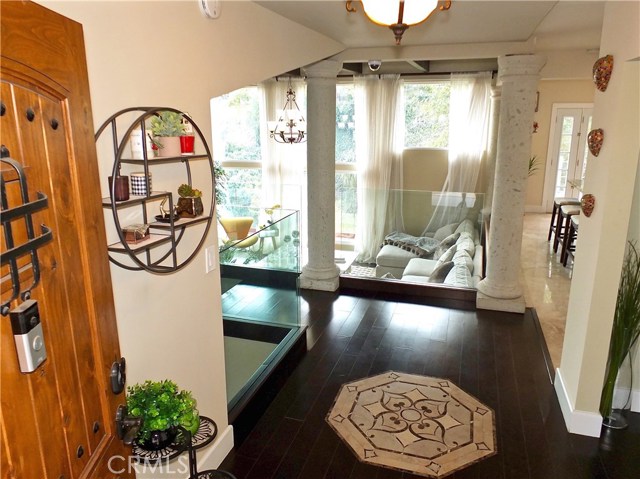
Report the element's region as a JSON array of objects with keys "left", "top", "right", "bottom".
[
  {"left": 300, "top": 264, "right": 340, "bottom": 292},
  {"left": 476, "top": 277, "right": 523, "bottom": 300},
  {"left": 476, "top": 290, "right": 526, "bottom": 313}
]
